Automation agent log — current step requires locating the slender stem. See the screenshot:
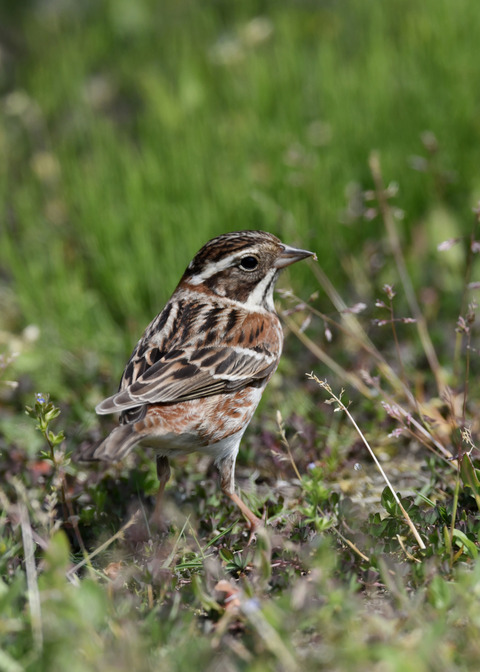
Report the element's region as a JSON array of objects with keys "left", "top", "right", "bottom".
[
  {"left": 388, "top": 299, "right": 408, "bottom": 388},
  {"left": 276, "top": 410, "right": 304, "bottom": 482},
  {"left": 290, "top": 310, "right": 453, "bottom": 466},
  {"left": 454, "top": 217, "right": 478, "bottom": 381},
  {"left": 333, "top": 527, "right": 370, "bottom": 563},
  {"left": 462, "top": 329, "right": 471, "bottom": 427},
  {"left": 449, "top": 467, "right": 461, "bottom": 569},
  {"left": 369, "top": 152, "right": 444, "bottom": 395},
  {"left": 67, "top": 509, "right": 143, "bottom": 577},
  {"left": 284, "top": 276, "right": 417, "bottom": 407},
  {"left": 386, "top": 401, "right": 454, "bottom": 463},
  {"left": 308, "top": 374, "right": 426, "bottom": 550},
  {"left": 284, "top": 315, "right": 374, "bottom": 398},
  {"left": 18, "top": 500, "right": 43, "bottom": 652}
]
